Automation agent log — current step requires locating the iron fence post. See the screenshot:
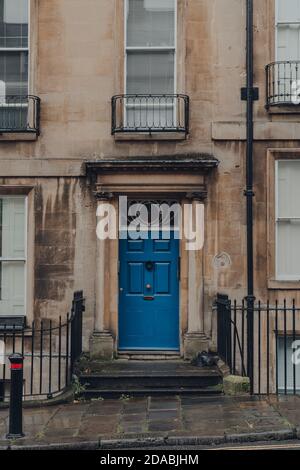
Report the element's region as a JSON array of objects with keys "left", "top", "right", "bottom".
[
  {"left": 70, "top": 291, "right": 84, "bottom": 375},
  {"left": 246, "top": 295, "right": 255, "bottom": 394},
  {"left": 6, "top": 354, "right": 24, "bottom": 439},
  {"left": 216, "top": 294, "right": 232, "bottom": 372},
  {"left": 70, "top": 302, "right": 76, "bottom": 374},
  {"left": 76, "top": 292, "right": 84, "bottom": 357}
]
